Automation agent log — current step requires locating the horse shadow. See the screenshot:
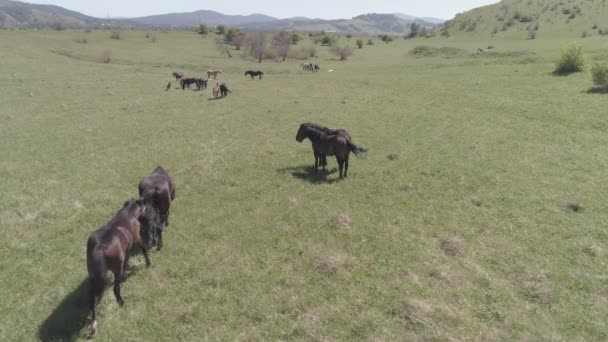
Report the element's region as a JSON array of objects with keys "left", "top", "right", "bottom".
[
  {"left": 37, "top": 253, "right": 147, "bottom": 341},
  {"left": 207, "top": 96, "right": 224, "bottom": 101},
  {"left": 277, "top": 165, "right": 340, "bottom": 184},
  {"left": 37, "top": 279, "right": 90, "bottom": 342}
]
